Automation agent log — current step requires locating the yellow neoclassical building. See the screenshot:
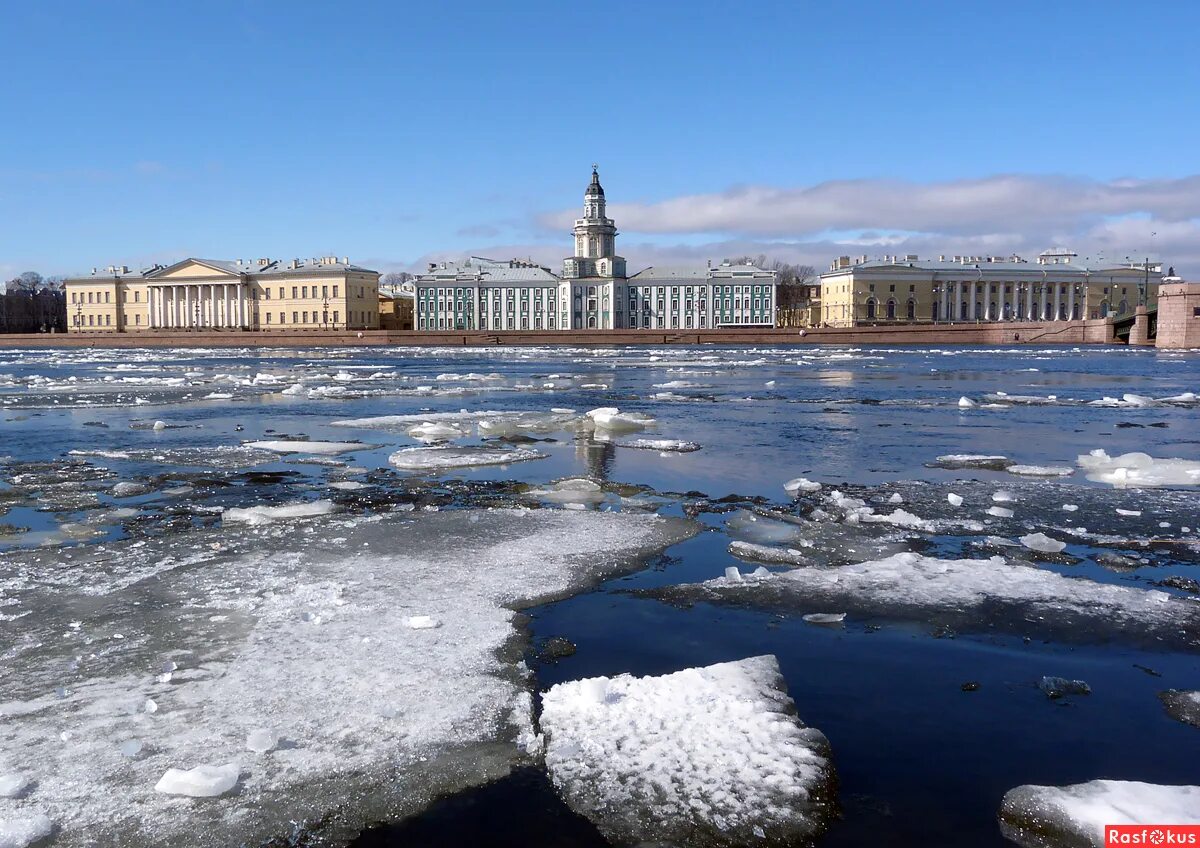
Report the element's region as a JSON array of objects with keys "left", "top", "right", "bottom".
[
  {"left": 817, "top": 249, "right": 1162, "bottom": 327},
  {"left": 65, "top": 257, "right": 381, "bottom": 333}
]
